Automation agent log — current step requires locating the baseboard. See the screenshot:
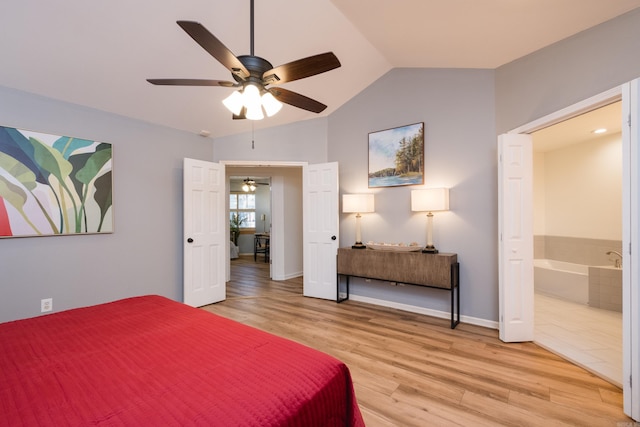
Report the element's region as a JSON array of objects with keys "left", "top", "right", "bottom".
[
  {"left": 273, "top": 271, "right": 303, "bottom": 281},
  {"left": 348, "top": 294, "right": 498, "bottom": 330}
]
